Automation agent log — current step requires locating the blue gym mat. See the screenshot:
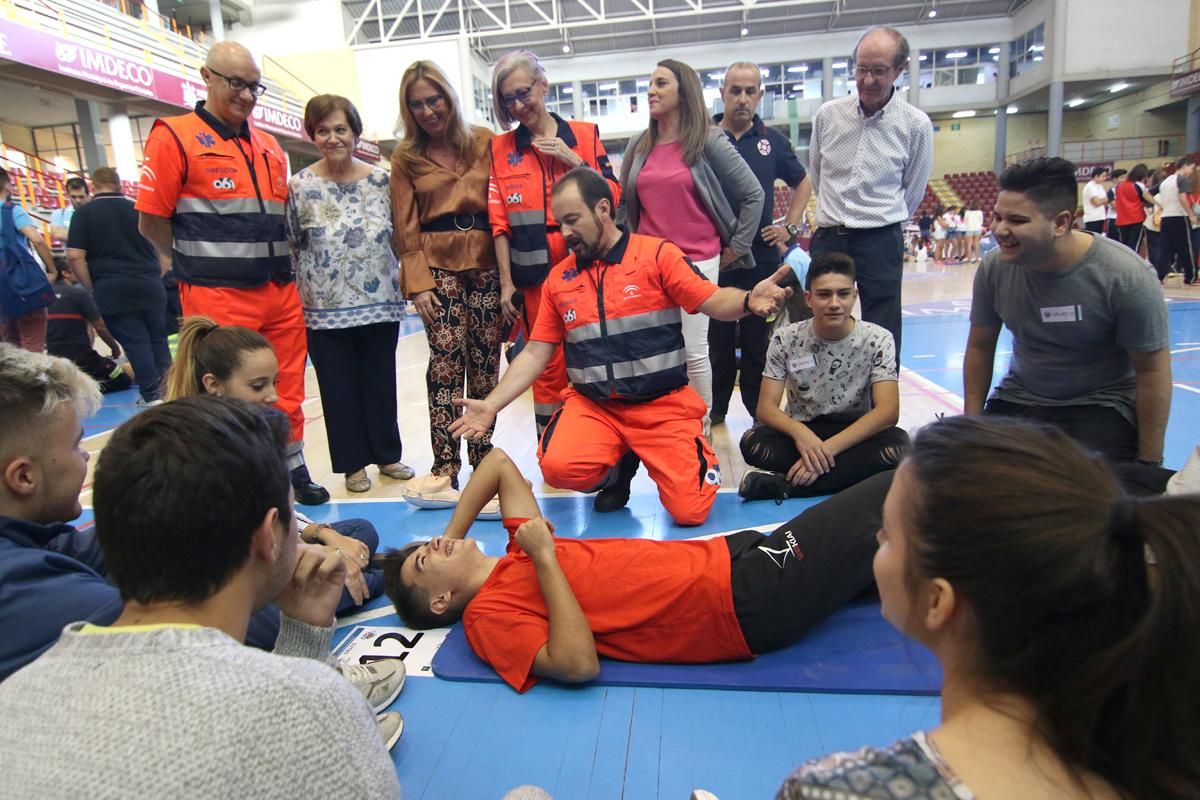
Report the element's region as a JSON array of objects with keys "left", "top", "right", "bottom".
[{"left": 432, "top": 599, "right": 942, "bottom": 695}]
